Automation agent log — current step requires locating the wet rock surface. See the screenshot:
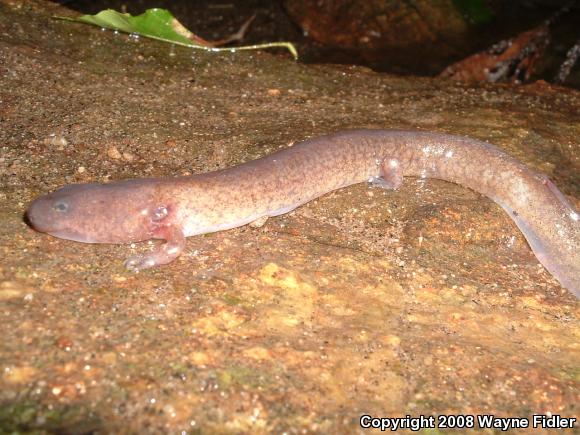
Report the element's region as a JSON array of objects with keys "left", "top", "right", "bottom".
[{"left": 0, "top": 1, "right": 578, "bottom": 433}]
